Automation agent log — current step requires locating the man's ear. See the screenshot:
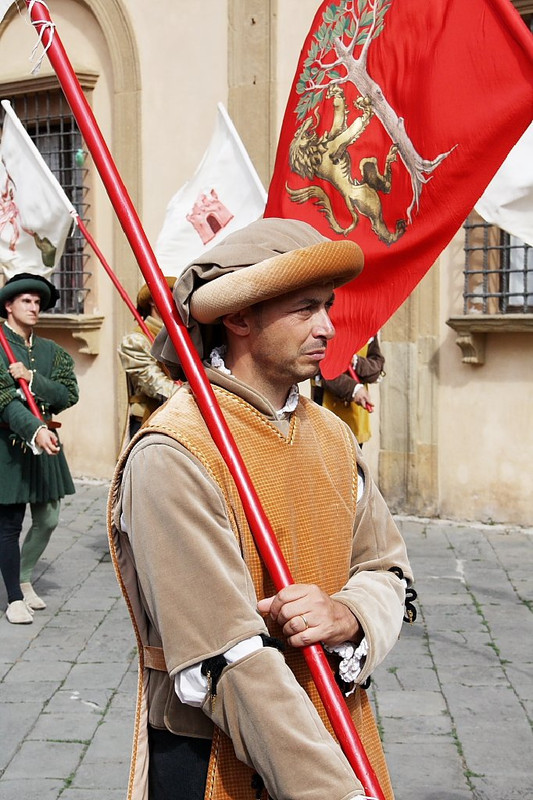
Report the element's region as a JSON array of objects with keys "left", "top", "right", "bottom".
[{"left": 222, "top": 309, "right": 252, "bottom": 338}]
